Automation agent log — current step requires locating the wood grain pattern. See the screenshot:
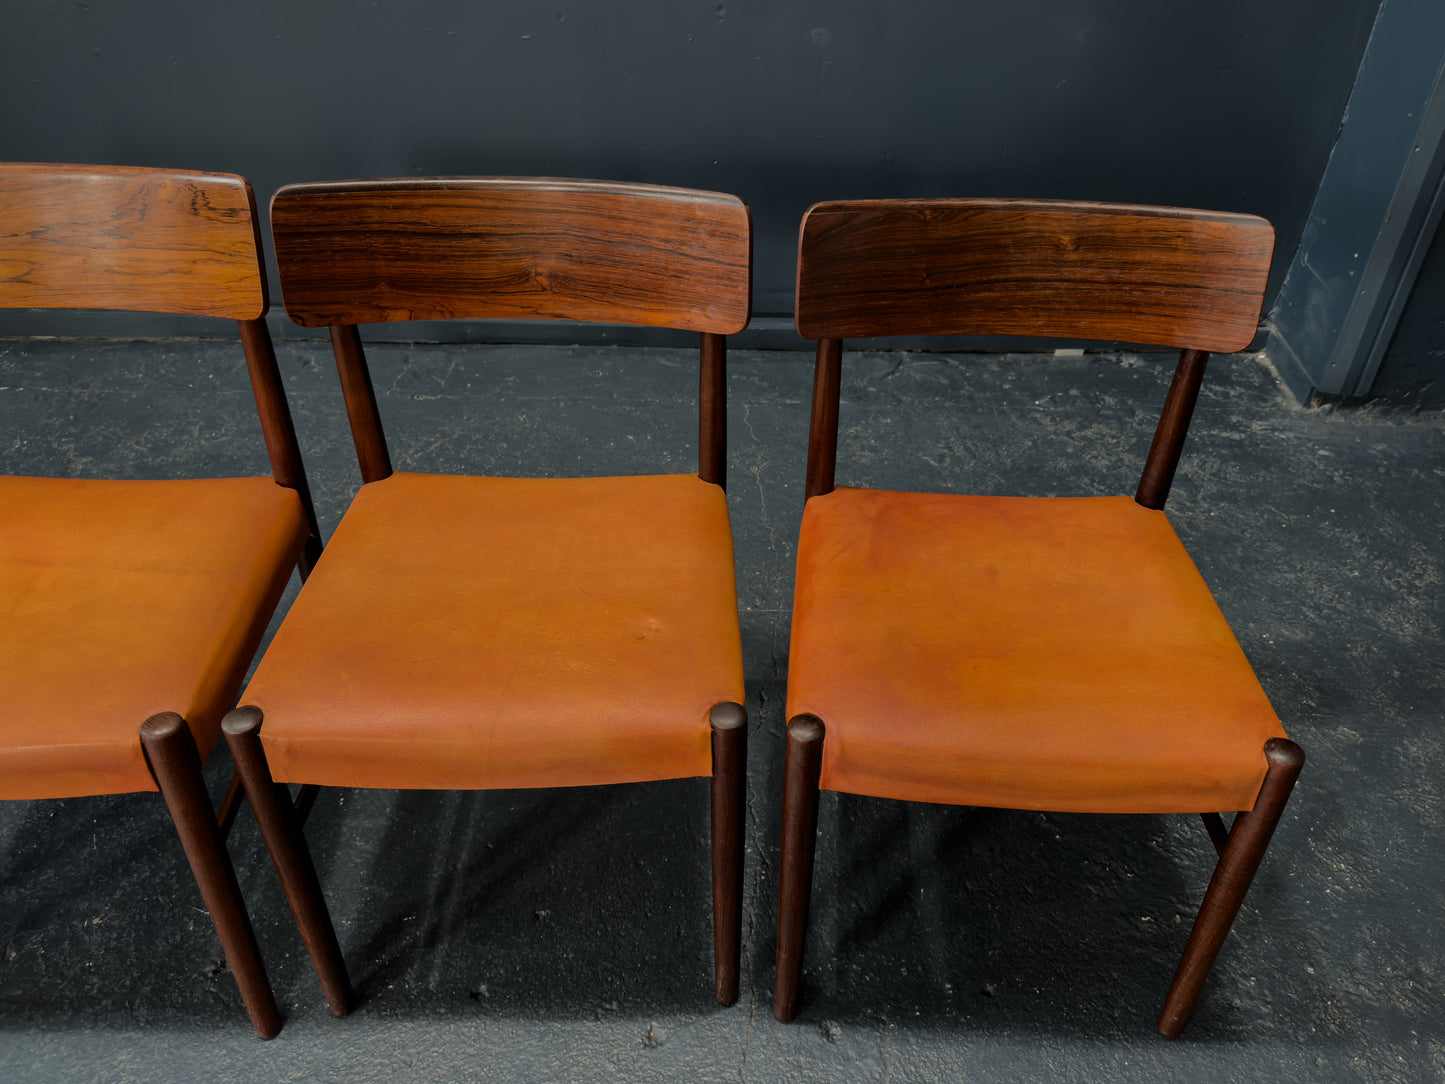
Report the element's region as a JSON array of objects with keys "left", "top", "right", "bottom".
[
  {"left": 271, "top": 177, "right": 751, "bottom": 333},
  {"left": 796, "top": 199, "right": 1273, "bottom": 351},
  {"left": 0, "top": 163, "right": 266, "bottom": 320}
]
